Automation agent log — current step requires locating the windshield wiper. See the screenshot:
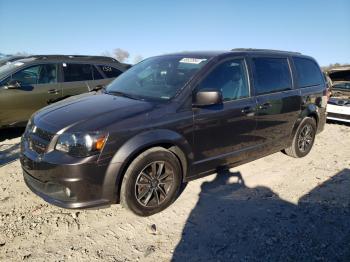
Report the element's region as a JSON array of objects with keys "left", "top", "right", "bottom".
[
  {"left": 107, "top": 90, "right": 140, "bottom": 100},
  {"left": 90, "top": 85, "right": 106, "bottom": 93}
]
